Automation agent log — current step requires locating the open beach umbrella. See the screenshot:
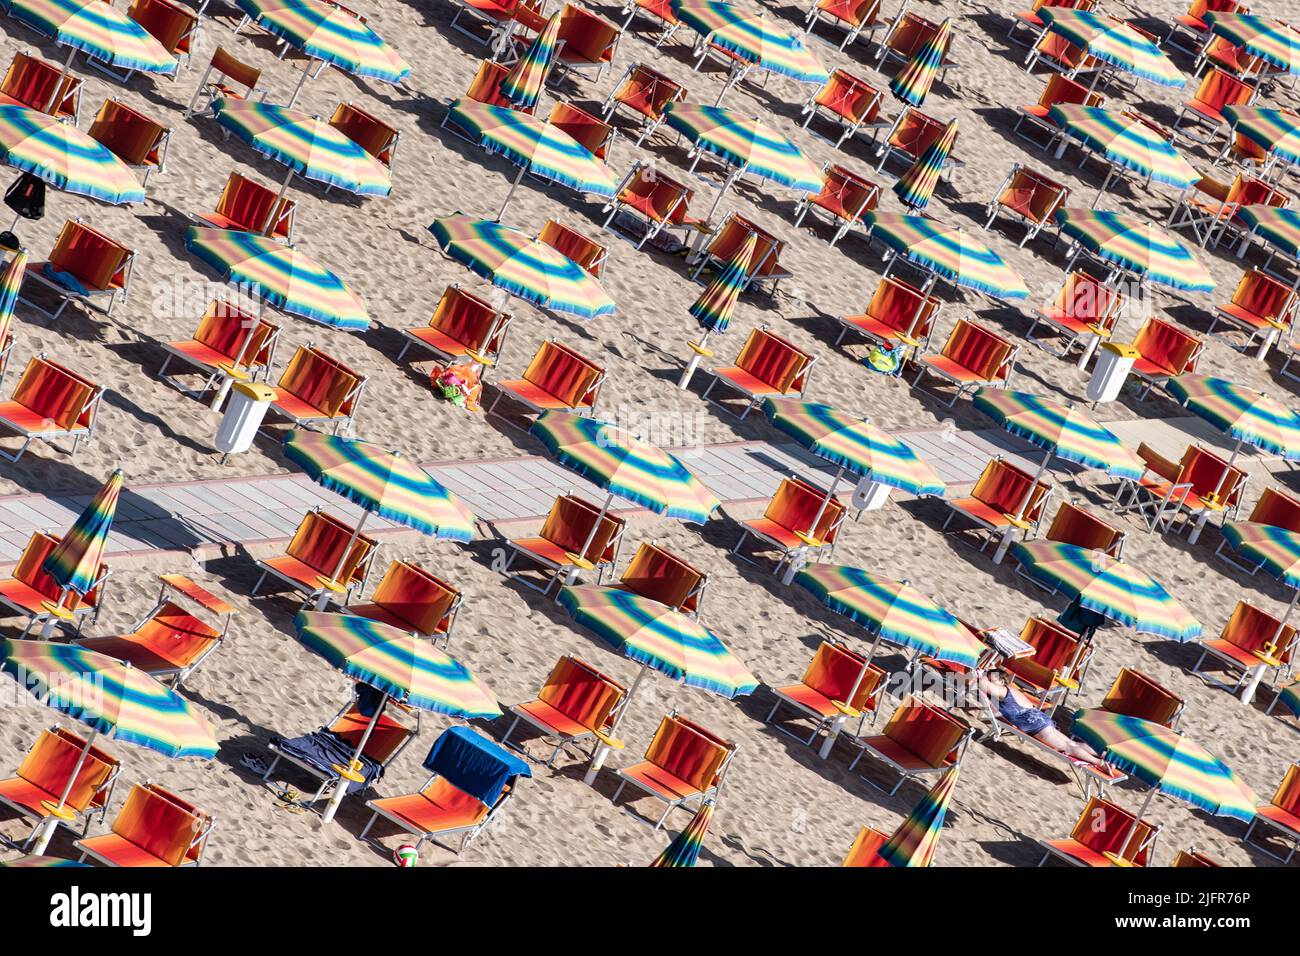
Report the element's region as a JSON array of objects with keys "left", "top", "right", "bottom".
[
  {"left": 864, "top": 212, "right": 1030, "bottom": 301},
  {"left": 6, "top": 0, "right": 177, "bottom": 84},
  {"left": 650, "top": 798, "right": 713, "bottom": 866},
  {"left": 1038, "top": 8, "right": 1185, "bottom": 88},
  {"left": 1011, "top": 540, "right": 1202, "bottom": 641},
  {"left": 38, "top": 469, "right": 120, "bottom": 638},
  {"left": 1055, "top": 208, "right": 1215, "bottom": 293},
  {"left": 293, "top": 610, "right": 499, "bottom": 822},
  {"left": 663, "top": 103, "right": 823, "bottom": 220},
  {"left": 1204, "top": 11, "right": 1300, "bottom": 75},
  {"left": 889, "top": 17, "right": 951, "bottom": 107},
  {"left": 1277, "top": 683, "right": 1300, "bottom": 718},
  {"left": 284, "top": 431, "right": 476, "bottom": 606},
  {"left": 678, "top": 232, "right": 756, "bottom": 389},
  {"left": 1221, "top": 106, "right": 1300, "bottom": 169},
  {"left": 1048, "top": 105, "right": 1198, "bottom": 204},
  {"left": 1219, "top": 520, "right": 1300, "bottom": 701},
  {"left": 878, "top": 764, "right": 958, "bottom": 867},
  {"left": 1168, "top": 374, "right": 1300, "bottom": 468},
  {"left": 430, "top": 215, "right": 615, "bottom": 318},
  {"left": 0, "top": 639, "right": 217, "bottom": 853},
  {"left": 446, "top": 99, "right": 618, "bottom": 221},
  {"left": 1235, "top": 205, "right": 1300, "bottom": 273},
  {"left": 500, "top": 12, "right": 561, "bottom": 111},
  {"left": 1073, "top": 710, "right": 1256, "bottom": 858},
  {"left": 558, "top": 584, "right": 755, "bottom": 783},
  {"left": 0, "top": 854, "right": 88, "bottom": 867},
  {"left": 0, "top": 105, "right": 144, "bottom": 206},
  {"left": 236, "top": 0, "right": 411, "bottom": 107},
  {"left": 185, "top": 227, "right": 370, "bottom": 330},
  {"left": 892, "top": 119, "right": 956, "bottom": 211}
]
